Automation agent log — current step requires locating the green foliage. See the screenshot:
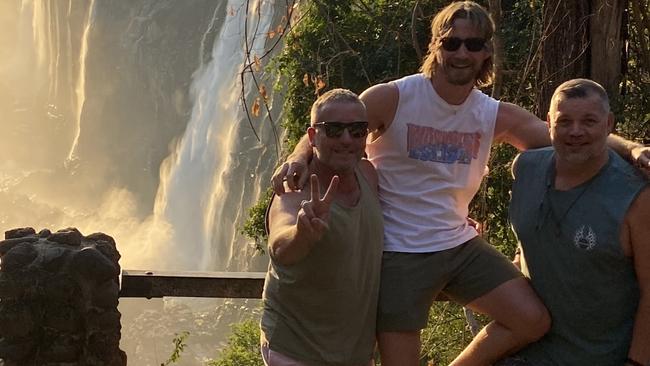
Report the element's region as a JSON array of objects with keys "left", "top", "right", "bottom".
[
  {"left": 161, "top": 331, "right": 190, "bottom": 366},
  {"left": 207, "top": 320, "right": 263, "bottom": 366},
  {"left": 241, "top": 188, "right": 273, "bottom": 254}
]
